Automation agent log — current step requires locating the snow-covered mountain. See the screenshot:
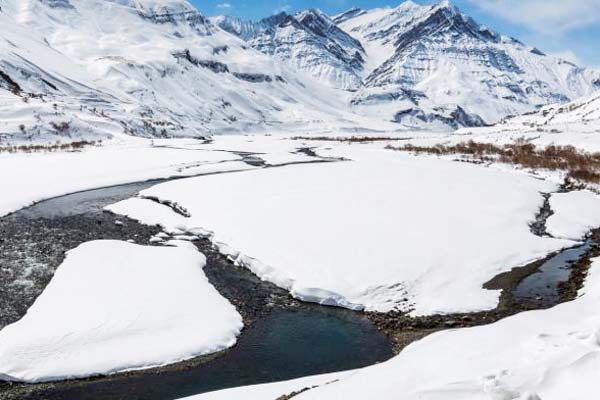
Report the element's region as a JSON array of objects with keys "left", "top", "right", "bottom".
[
  {"left": 0, "top": 0, "right": 379, "bottom": 145},
  {"left": 211, "top": 10, "right": 366, "bottom": 90},
  {"left": 338, "top": 0, "right": 600, "bottom": 128},
  {"left": 213, "top": 0, "right": 600, "bottom": 130},
  {"left": 476, "top": 93, "right": 600, "bottom": 136},
  {"left": 1, "top": 0, "right": 599, "bottom": 143}
]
